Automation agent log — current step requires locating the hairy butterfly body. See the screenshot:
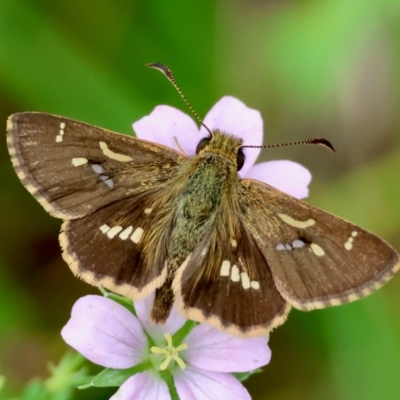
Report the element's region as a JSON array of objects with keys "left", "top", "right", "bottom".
[{"left": 7, "top": 109, "right": 399, "bottom": 338}]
